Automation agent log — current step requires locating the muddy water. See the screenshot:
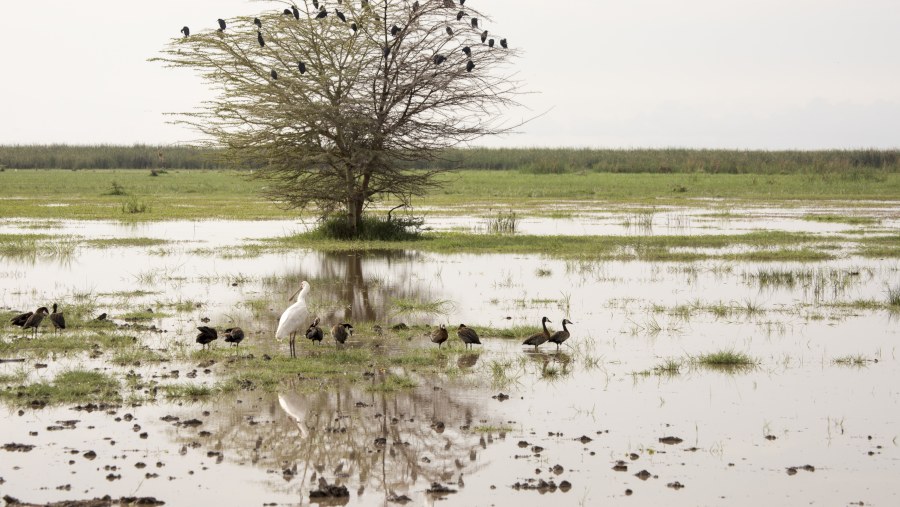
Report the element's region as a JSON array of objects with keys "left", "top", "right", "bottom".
[{"left": 1, "top": 213, "right": 899, "bottom": 505}]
